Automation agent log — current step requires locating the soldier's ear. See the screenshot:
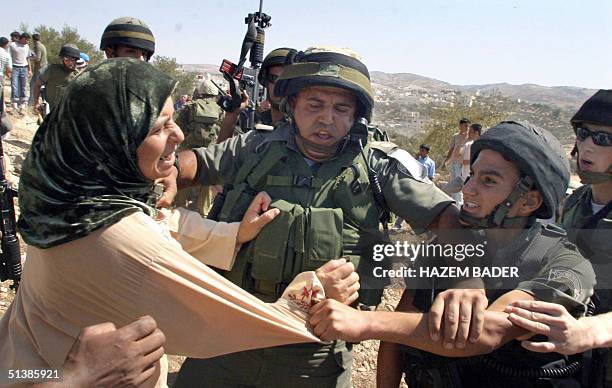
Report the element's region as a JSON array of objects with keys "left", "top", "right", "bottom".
[
  {"left": 517, "top": 190, "right": 543, "bottom": 216},
  {"left": 104, "top": 47, "right": 115, "bottom": 59}
]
